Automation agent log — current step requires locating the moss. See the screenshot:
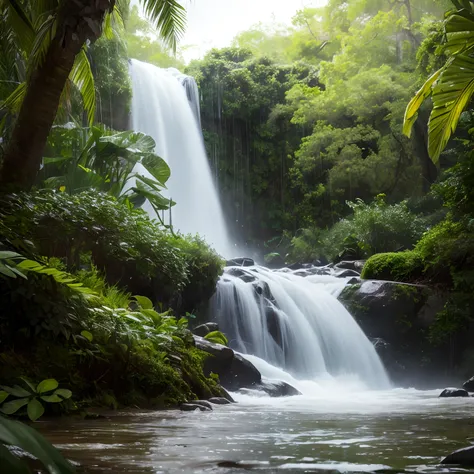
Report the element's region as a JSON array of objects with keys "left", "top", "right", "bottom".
[{"left": 361, "top": 251, "right": 424, "bottom": 282}]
